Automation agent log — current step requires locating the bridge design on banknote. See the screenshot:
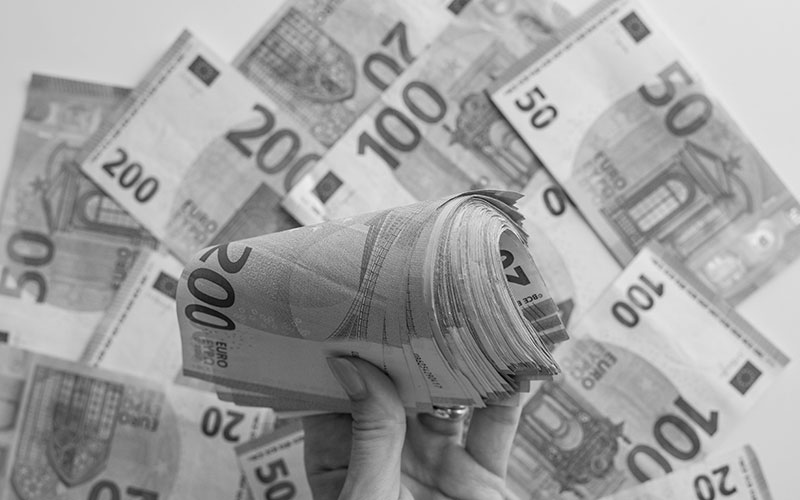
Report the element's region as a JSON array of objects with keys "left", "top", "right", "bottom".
[
  {"left": 512, "top": 381, "right": 627, "bottom": 498},
  {"left": 601, "top": 141, "right": 753, "bottom": 258},
  {"left": 35, "top": 144, "right": 154, "bottom": 243}
]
